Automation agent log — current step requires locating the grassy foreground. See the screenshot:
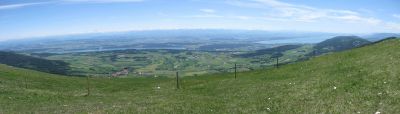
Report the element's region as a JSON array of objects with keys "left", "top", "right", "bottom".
[{"left": 0, "top": 39, "right": 399, "bottom": 113}]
